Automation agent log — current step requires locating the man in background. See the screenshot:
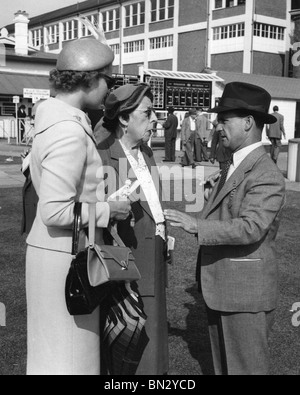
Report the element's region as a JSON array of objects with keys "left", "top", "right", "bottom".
[
  {"left": 163, "top": 107, "right": 178, "bottom": 162},
  {"left": 267, "top": 106, "right": 286, "bottom": 165},
  {"left": 195, "top": 108, "right": 210, "bottom": 162}
]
